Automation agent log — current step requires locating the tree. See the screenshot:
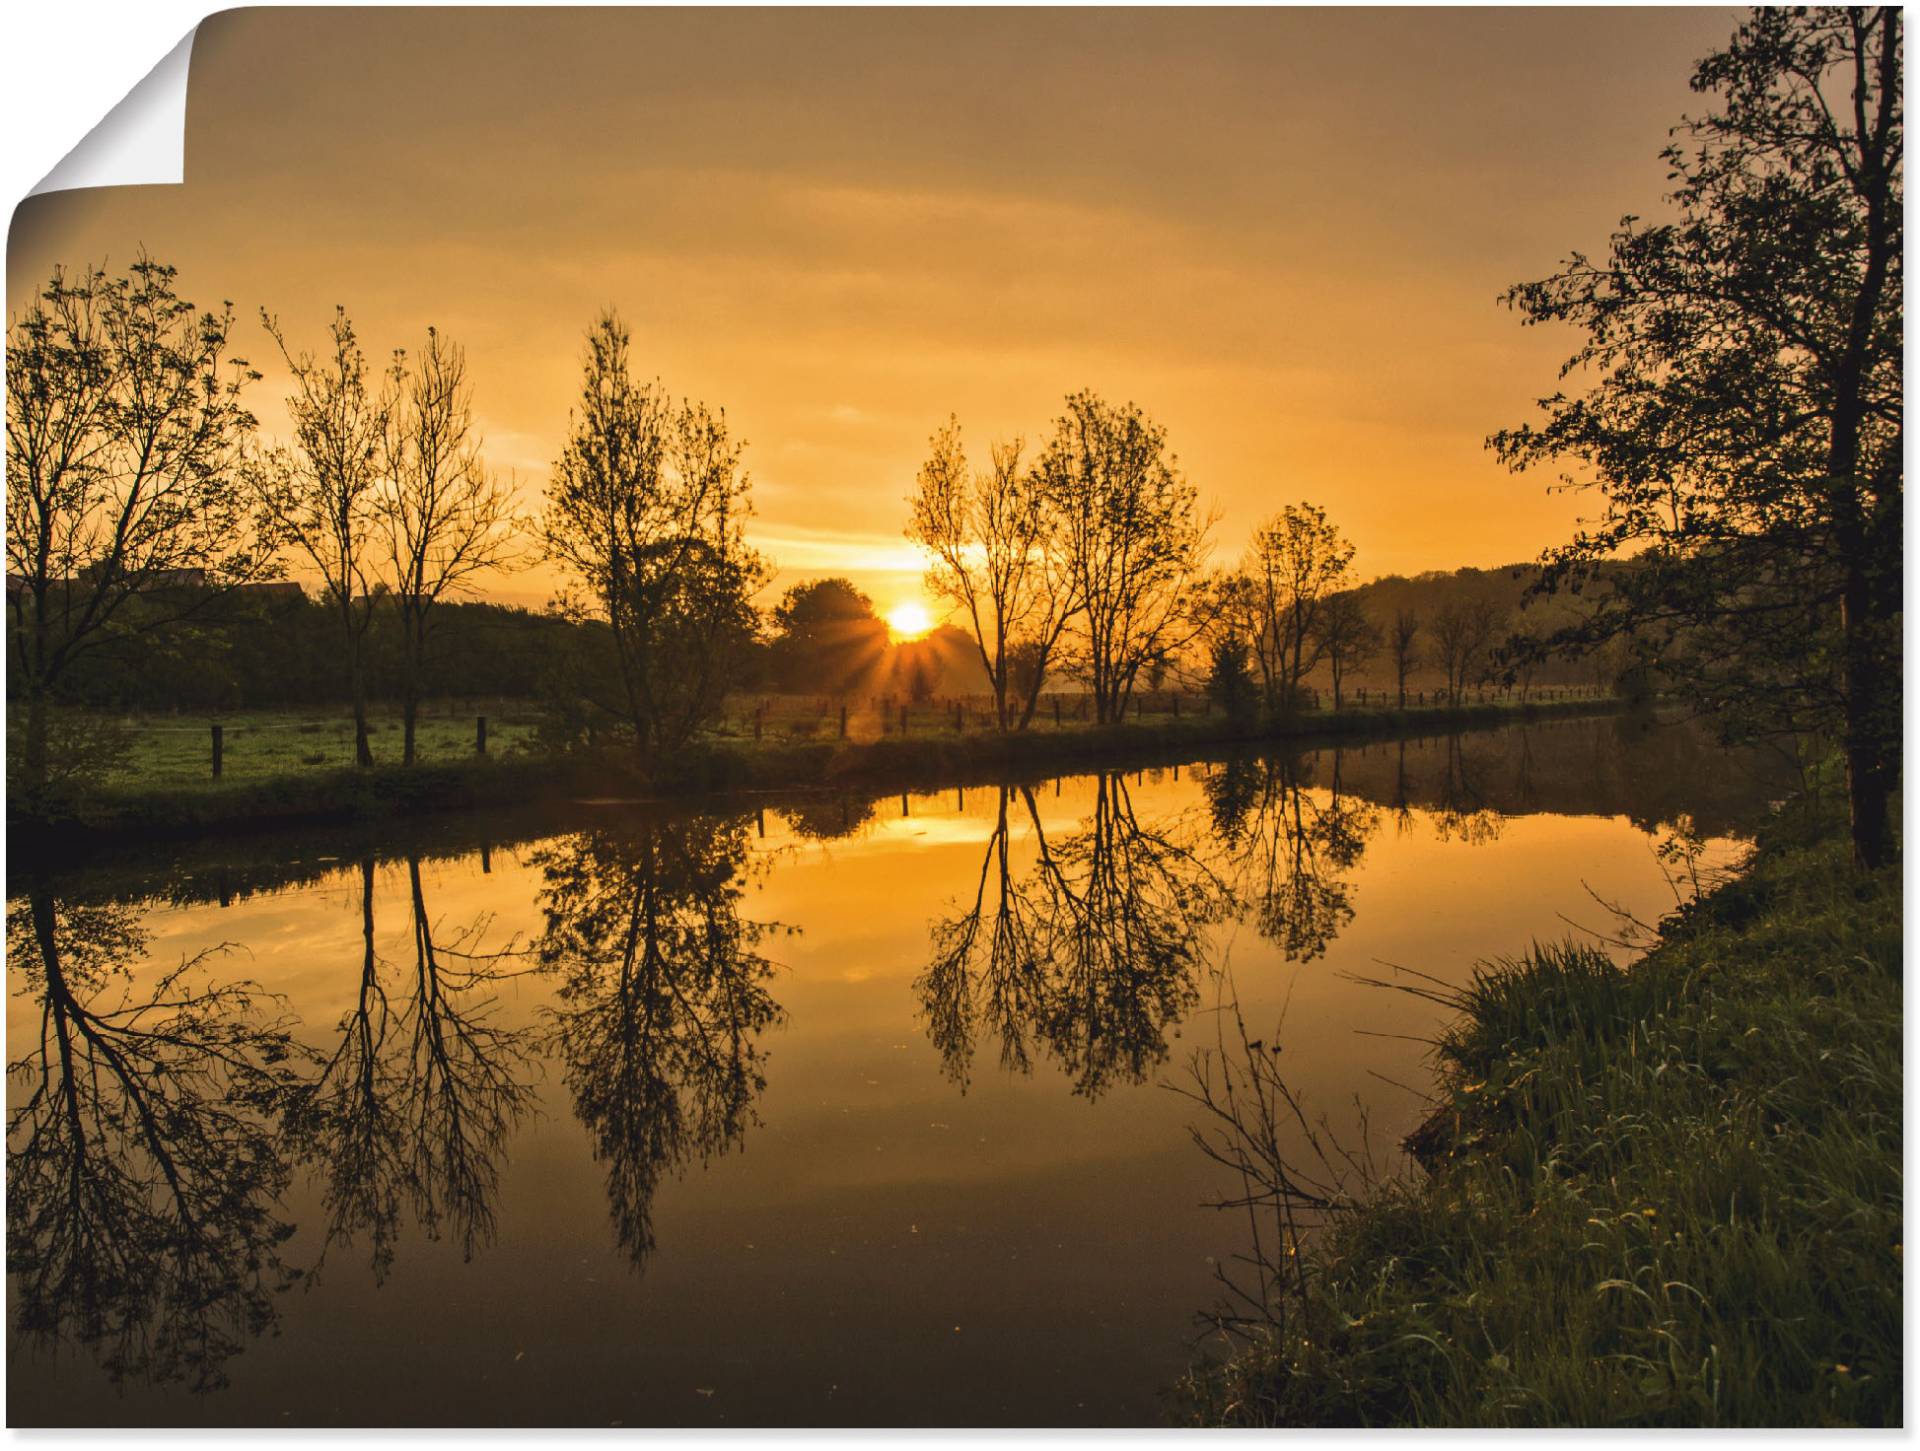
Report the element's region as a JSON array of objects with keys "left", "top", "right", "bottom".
[
  {"left": 907, "top": 417, "right": 1074, "bottom": 730},
  {"left": 1206, "top": 632, "right": 1257, "bottom": 721},
  {"left": 1491, "top": 7, "right": 1902, "bottom": 867},
  {"left": 1389, "top": 608, "right": 1421, "bottom": 707},
  {"left": 1313, "top": 590, "right": 1382, "bottom": 710},
  {"left": 252, "top": 307, "right": 395, "bottom": 767},
  {"left": 6, "top": 257, "right": 265, "bottom": 803},
  {"left": 766, "top": 577, "right": 888, "bottom": 695},
  {"left": 1035, "top": 391, "right": 1211, "bottom": 723},
  {"left": 542, "top": 311, "right": 766, "bottom": 756},
  {"left": 1237, "top": 503, "right": 1355, "bottom": 713},
  {"left": 378, "top": 327, "right": 522, "bottom": 765},
  {"left": 1430, "top": 597, "right": 1503, "bottom": 704}
]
